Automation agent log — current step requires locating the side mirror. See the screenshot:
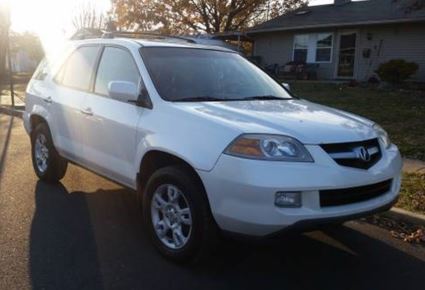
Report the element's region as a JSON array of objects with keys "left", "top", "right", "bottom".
[
  {"left": 282, "top": 82, "right": 291, "bottom": 91},
  {"left": 108, "top": 81, "right": 138, "bottom": 102}
]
